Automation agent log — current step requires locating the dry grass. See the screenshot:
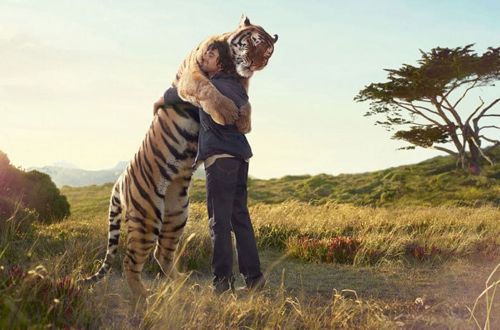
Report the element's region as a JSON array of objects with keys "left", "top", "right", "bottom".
[
  {"left": 1, "top": 197, "right": 499, "bottom": 328},
  {"left": 186, "top": 202, "right": 500, "bottom": 266}
]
